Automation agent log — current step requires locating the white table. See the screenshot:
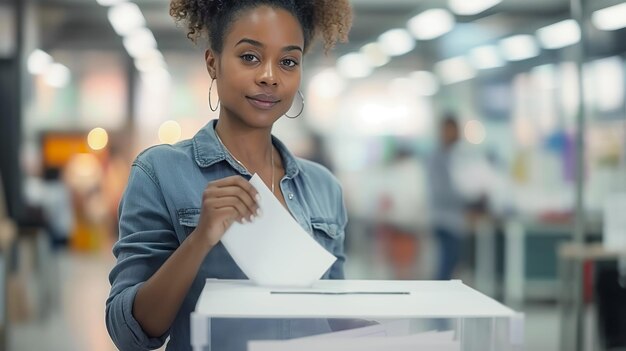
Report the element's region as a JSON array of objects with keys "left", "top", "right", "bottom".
[{"left": 191, "top": 279, "right": 524, "bottom": 351}]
